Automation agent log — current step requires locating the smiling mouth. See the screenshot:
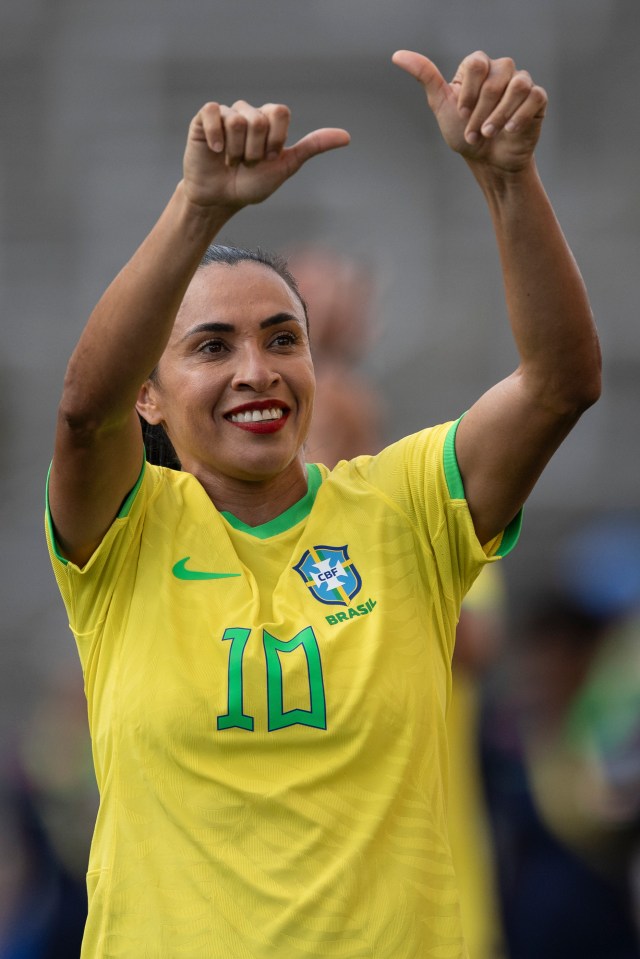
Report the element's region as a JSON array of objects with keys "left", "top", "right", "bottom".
[
  {"left": 227, "top": 407, "right": 284, "bottom": 424},
  {"left": 224, "top": 403, "right": 290, "bottom": 434}
]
